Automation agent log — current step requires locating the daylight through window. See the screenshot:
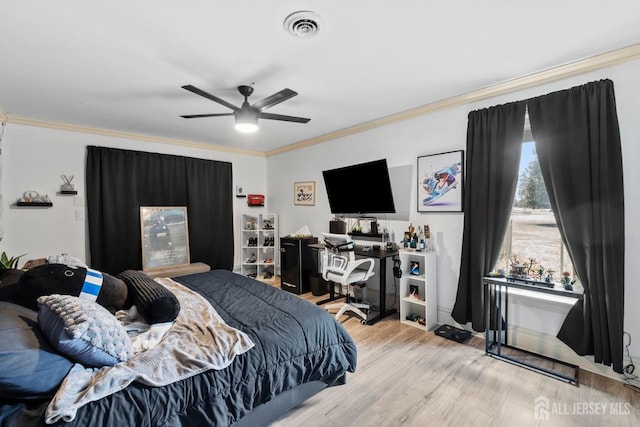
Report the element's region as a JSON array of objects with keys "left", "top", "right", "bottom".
[{"left": 496, "top": 141, "right": 574, "bottom": 283}]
